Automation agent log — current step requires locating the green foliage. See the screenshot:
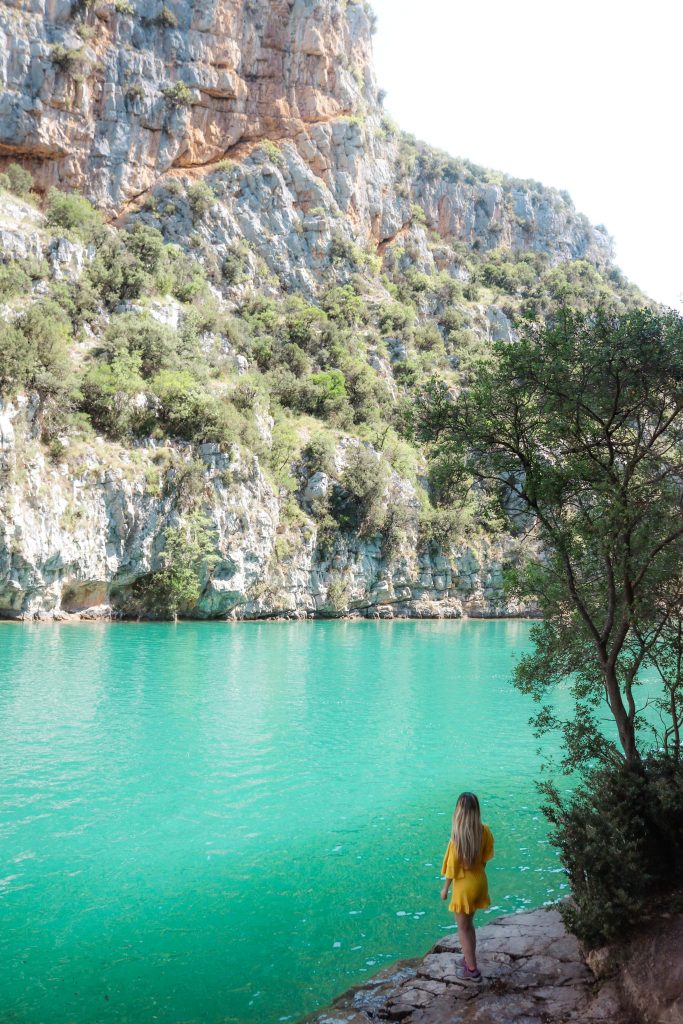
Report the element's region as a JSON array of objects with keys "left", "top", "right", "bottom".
[
  {"left": 50, "top": 44, "right": 87, "bottom": 73},
  {"left": 541, "top": 757, "right": 683, "bottom": 946},
  {"left": 0, "top": 257, "right": 49, "bottom": 302},
  {"left": 46, "top": 188, "right": 104, "bottom": 241},
  {"left": 377, "top": 301, "right": 415, "bottom": 336},
  {"left": 114, "top": 0, "right": 134, "bottom": 13},
  {"left": 162, "top": 81, "right": 194, "bottom": 107},
  {"left": 410, "top": 203, "right": 427, "bottom": 226},
  {"left": 418, "top": 503, "right": 474, "bottom": 551},
  {"left": 132, "top": 510, "right": 218, "bottom": 619},
  {"left": 257, "top": 140, "right": 284, "bottom": 166},
  {"left": 301, "top": 431, "right": 336, "bottom": 475},
  {"left": 1, "top": 163, "right": 34, "bottom": 198},
  {"left": 0, "top": 301, "right": 72, "bottom": 398},
  {"left": 222, "top": 242, "right": 250, "bottom": 285},
  {"left": 320, "top": 284, "right": 367, "bottom": 327},
  {"left": 86, "top": 225, "right": 207, "bottom": 307},
  {"left": 330, "top": 445, "right": 389, "bottom": 536},
  {"left": 188, "top": 181, "right": 215, "bottom": 220},
  {"left": 103, "top": 313, "right": 196, "bottom": 379},
  {"left": 156, "top": 4, "right": 178, "bottom": 26},
  {"left": 150, "top": 370, "right": 225, "bottom": 442},
  {"left": 79, "top": 350, "right": 147, "bottom": 439}
]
